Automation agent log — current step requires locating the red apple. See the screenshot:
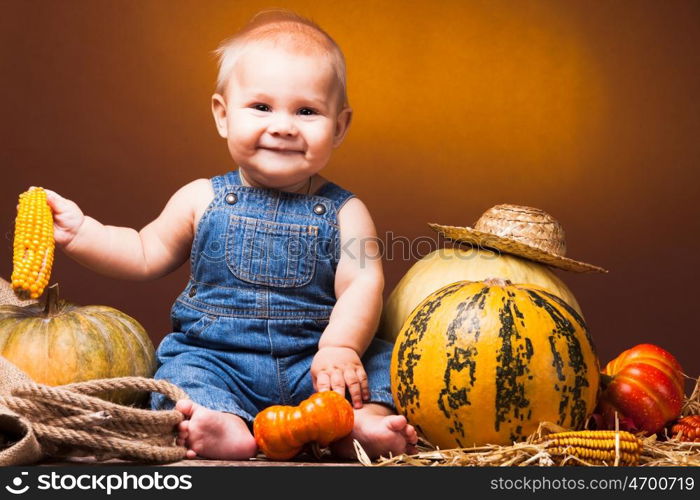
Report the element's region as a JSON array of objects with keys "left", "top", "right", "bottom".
[{"left": 597, "top": 343, "right": 685, "bottom": 435}]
